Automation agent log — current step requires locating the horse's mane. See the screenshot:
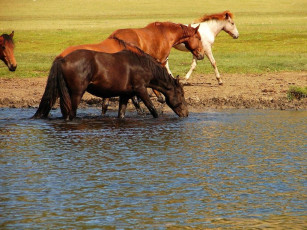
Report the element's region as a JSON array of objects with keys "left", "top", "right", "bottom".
[
  {"left": 147, "top": 21, "right": 176, "bottom": 28},
  {"left": 0, "top": 34, "right": 14, "bottom": 44},
  {"left": 128, "top": 49, "right": 175, "bottom": 86},
  {"left": 147, "top": 21, "right": 196, "bottom": 40},
  {"left": 193, "top": 10, "right": 234, "bottom": 23},
  {"left": 109, "top": 35, "right": 144, "bottom": 55},
  {"left": 109, "top": 36, "right": 176, "bottom": 86}
]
